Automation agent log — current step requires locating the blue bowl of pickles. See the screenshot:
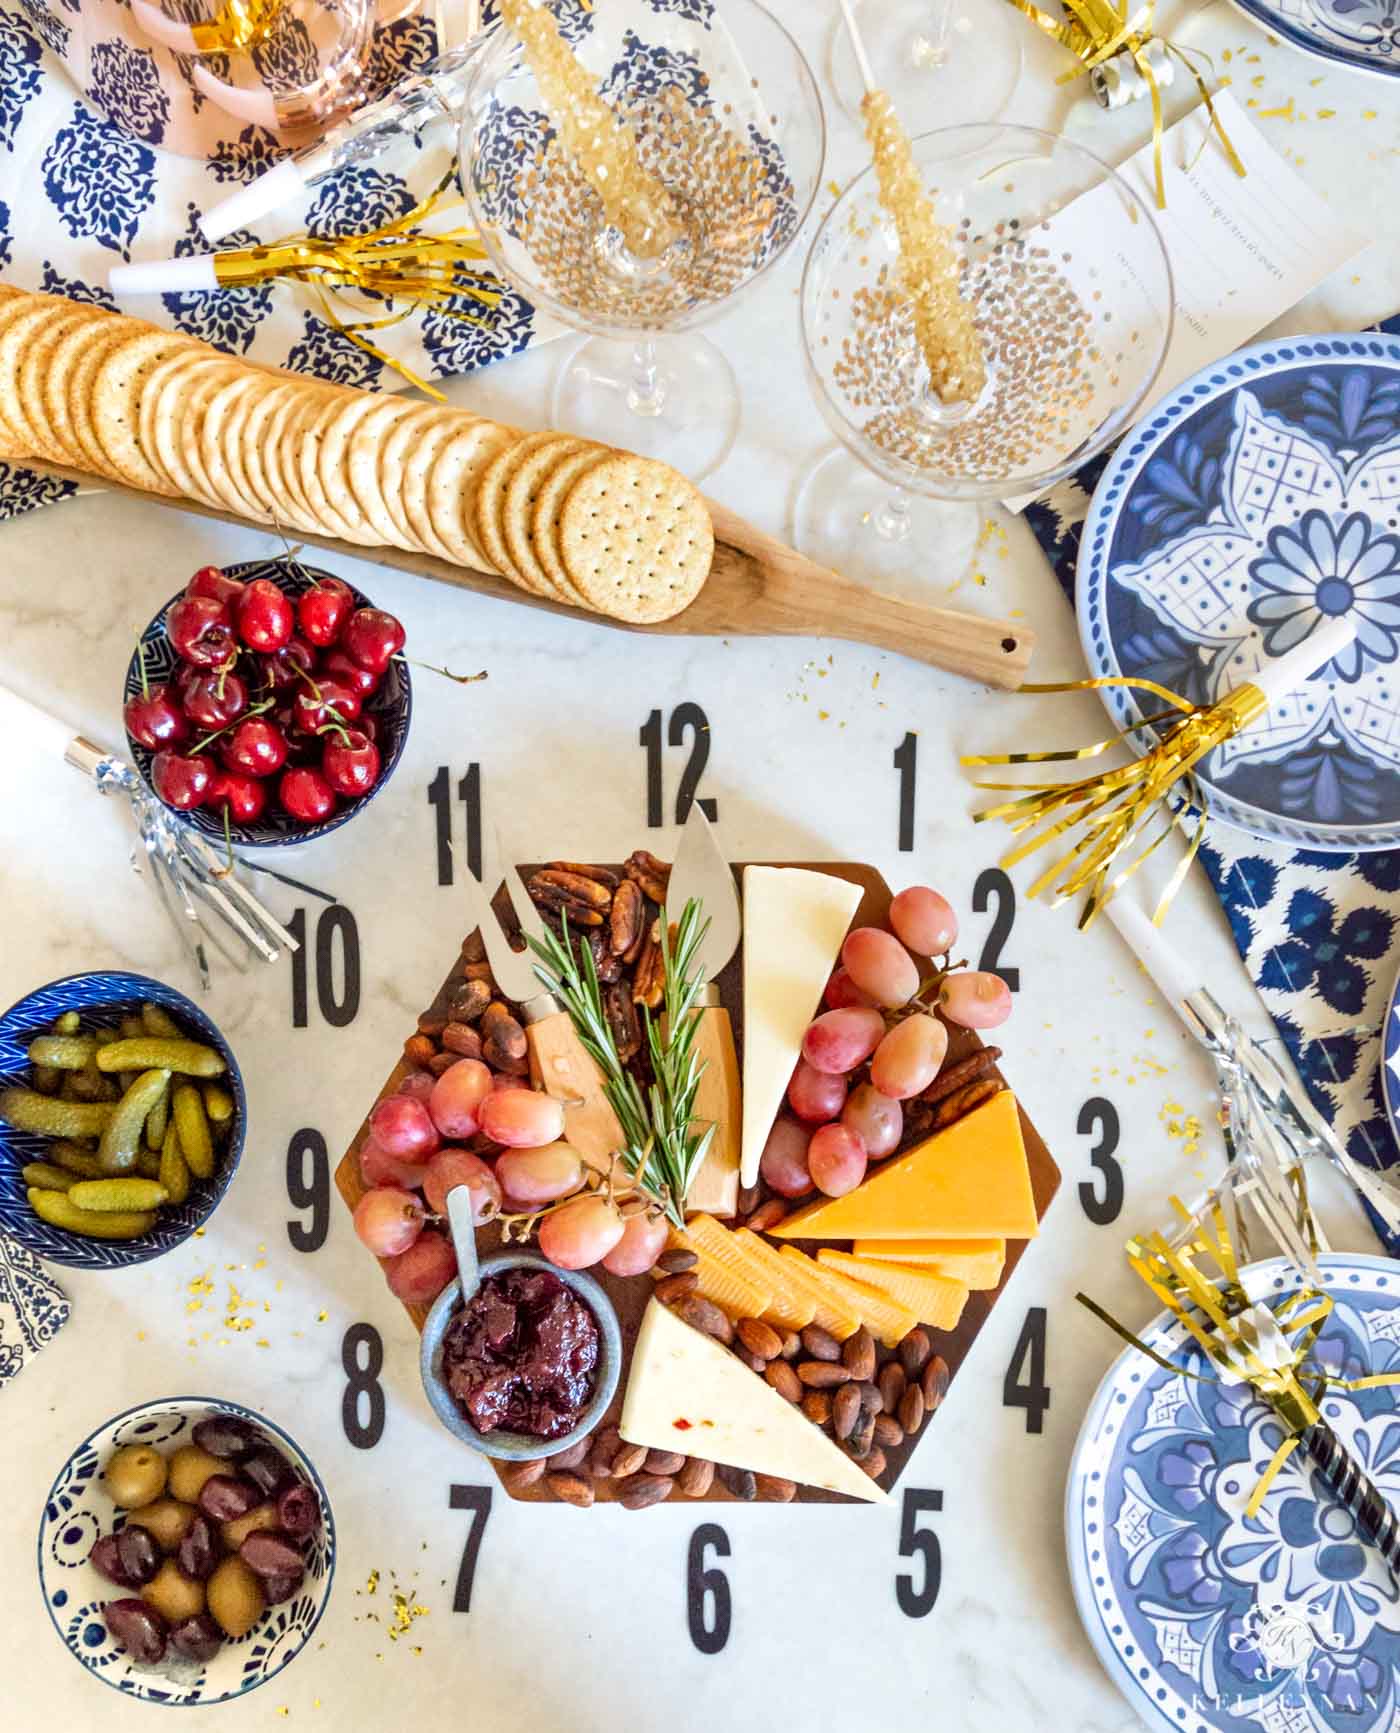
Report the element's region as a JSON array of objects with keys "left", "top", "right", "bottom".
[{"left": 0, "top": 971, "right": 246, "bottom": 1270}]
